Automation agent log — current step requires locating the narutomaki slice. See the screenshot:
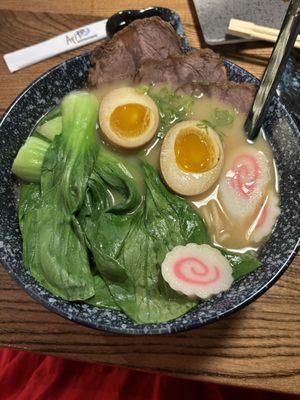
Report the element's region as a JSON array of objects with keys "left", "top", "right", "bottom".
[
  {"left": 219, "top": 147, "right": 270, "bottom": 221},
  {"left": 161, "top": 243, "right": 233, "bottom": 299},
  {"left": 247, "top": 191, "right": 280, "bottom": 243}
]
